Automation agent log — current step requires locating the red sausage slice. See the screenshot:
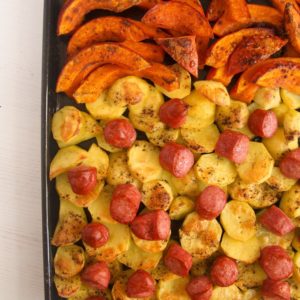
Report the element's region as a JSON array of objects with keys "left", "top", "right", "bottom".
[
  {"left": 126, "top": 270, "right": 156, "bottom": 298},
  {"left": 210, "top": 256, "right": 238, "bottom": 287},
  {"left": 279, "top": 148, "right": 300, "bottom": 179},
  {"left": 215, "top": 130, "right": 250, "bottom": 164},
  {"left": 67, "top": 166, "right": 97, "bottom": 195},
  {"left": 130, "top": 210, "right": 171, "bottom": 241},
  {"left": 159, "top": 99, "right": 188, "bottom": 129},
  {"left": 259, "top": 246, "right": 293, "bottom": 281},
  {"left": 81, "top": 262, "right": 110, "bottom": 291},
  {"left": 82, "top": 223, "right": 110, "bottom": 248},
  {"left": 164, "top": 243, "right": 193, "bottom": 277},
  {"left": 159, "top": 142, "right": 194, "bottom": 178},
  {"left": 196, "top": 186, "right": 227, "bottom": 220},
  {"left": 186, "top": 276, "right": 213, "bottom": 300},
  {"left": 261, "top": 279, "right": 290, "bottom": 300},
  {"left": 110, "top": 184, "right": 141, "bottom": 224},
  {"left": 104, "top": 119, "right": 136, "bottom": 148},
  {"left": 248, "top": 109, "right": 278, "bottom": 138},
  {"left": 259, "top": 205, "right": 295, "bottom": 236}
]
